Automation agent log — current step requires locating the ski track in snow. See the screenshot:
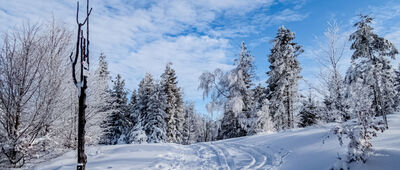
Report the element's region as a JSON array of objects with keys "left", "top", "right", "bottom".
[
  {"left": 197, "top": 142, "right": 228, "bottom": 170},
  {"left": 190, "top": 140, "right": 285, "bottom": 170},
  {"left": 211, "top": 142, "right": 233, "bottom": 169}
]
